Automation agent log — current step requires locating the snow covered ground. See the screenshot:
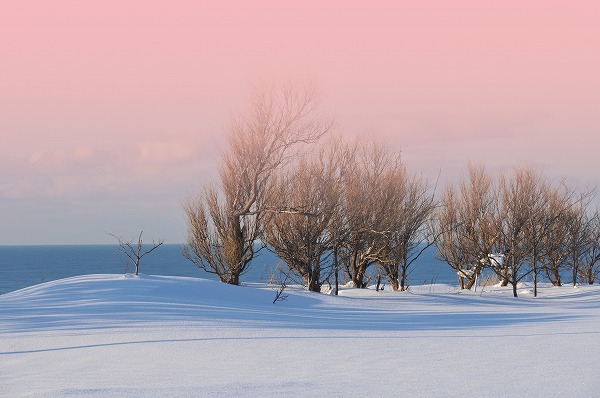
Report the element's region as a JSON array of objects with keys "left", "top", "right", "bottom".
[{"left": 2, "top": 274, "right": 600, "bottom": 397}]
